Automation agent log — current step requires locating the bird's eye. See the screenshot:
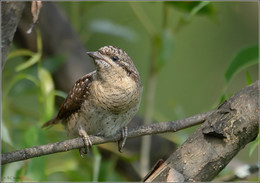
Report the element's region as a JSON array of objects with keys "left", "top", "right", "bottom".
[{"left": 112, "top": 56, "right": 119, "bottom": 62}]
